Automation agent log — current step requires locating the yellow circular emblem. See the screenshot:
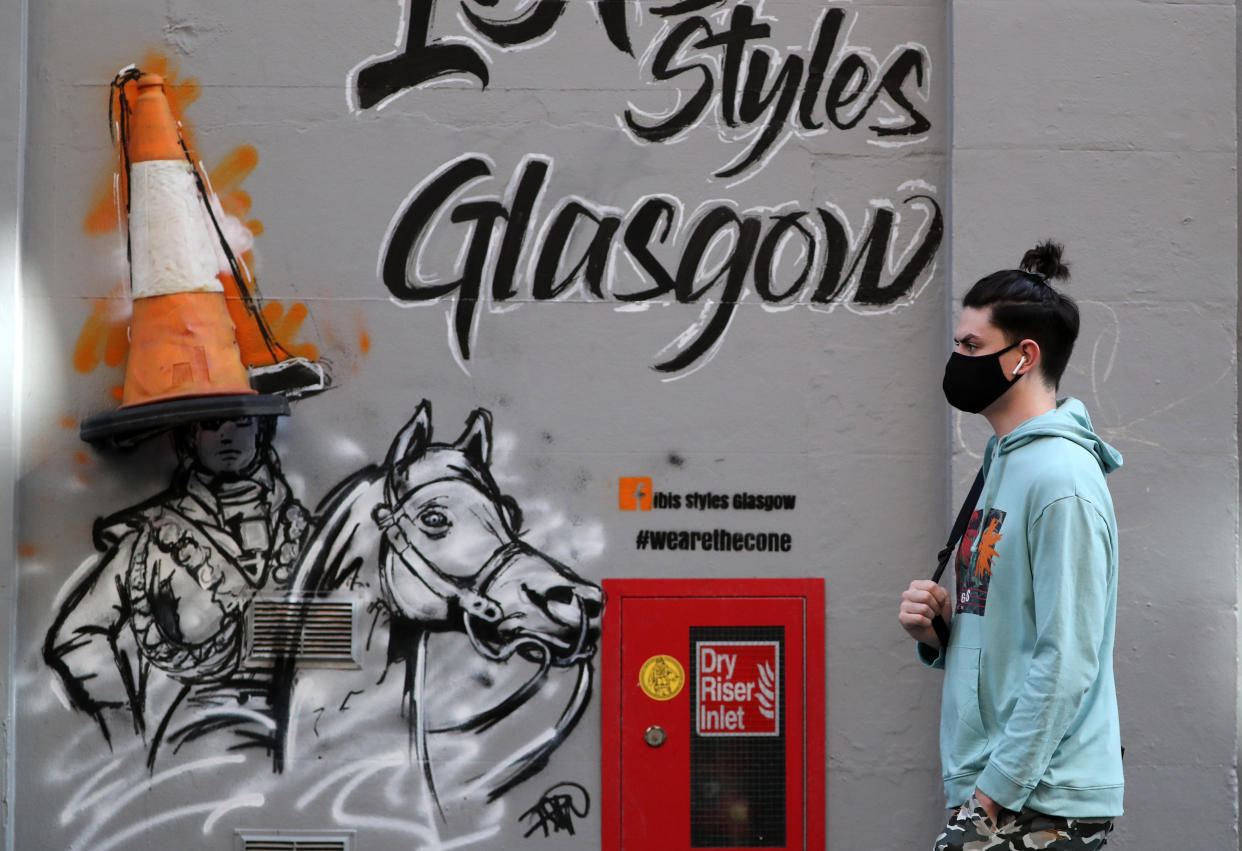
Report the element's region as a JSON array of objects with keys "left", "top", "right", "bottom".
[{"left": 639, "top": 654, "right": 686, "bottom": 701}]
